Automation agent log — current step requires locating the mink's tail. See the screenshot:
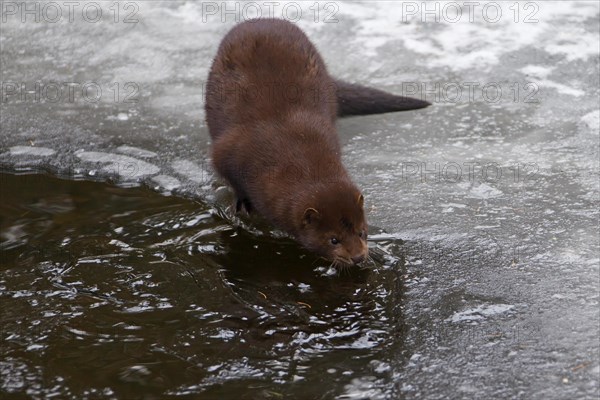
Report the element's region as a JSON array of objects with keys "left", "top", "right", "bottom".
[{"left": 334, "top": 80, "right": 431, "bottom": 117}]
